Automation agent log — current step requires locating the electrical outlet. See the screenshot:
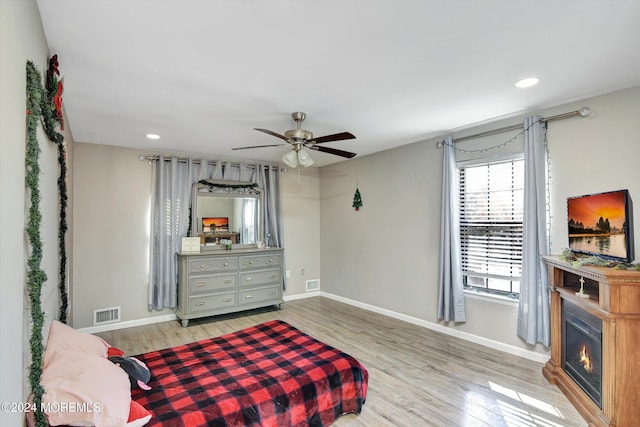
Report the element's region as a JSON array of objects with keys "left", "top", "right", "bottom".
[{"left": 300, "top": 268, "right": 305, "bottom": 276}]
